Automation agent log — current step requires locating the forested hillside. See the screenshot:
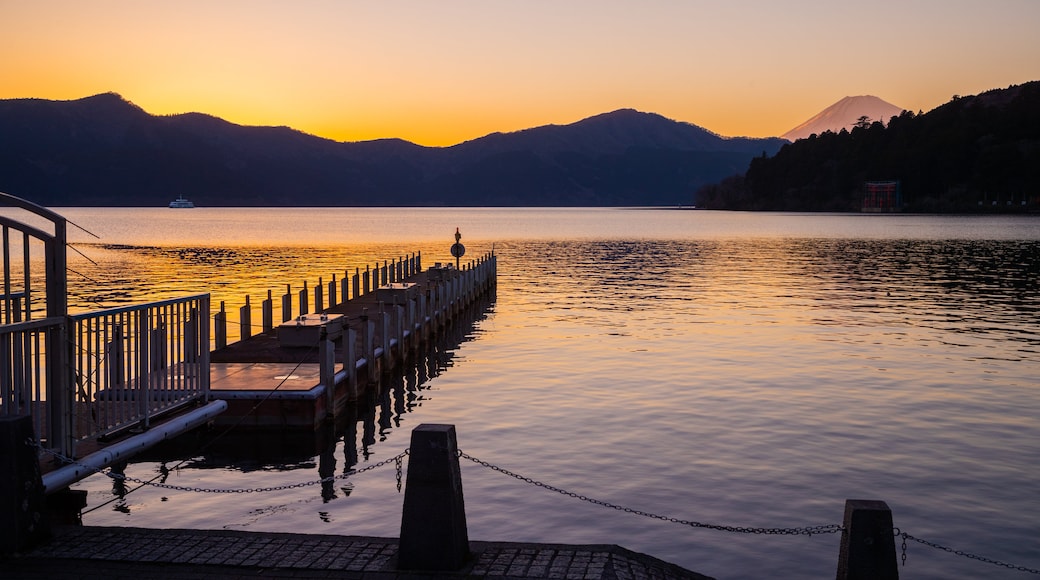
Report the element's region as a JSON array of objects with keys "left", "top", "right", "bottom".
[{"left": 696, "top": 82, "right": 1040, "bottom": 212}]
